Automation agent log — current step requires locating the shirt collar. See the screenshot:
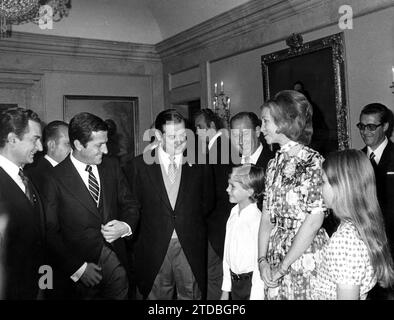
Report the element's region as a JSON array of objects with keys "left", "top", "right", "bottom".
[
  {"left": 234, "top": 202, "right": 259, "bottom": 217},
  {"left": 242, "top": 143, "right": 263, "bottom": 165},
  {"left": 44, "top": 154, "right": 59, "bottom": 167},
  {"left": 0, "top": 154, "right": 21, "bottom": 178},
  {"left": 208, "top": 130, "right": 222, "bottom": 151},
  {"left": 70, "top": 151, "right": 96, "bottom": 172},
  {"left": 158, "top": 145, "right": 183, "bottom": 167},
  {"left": 367, "top": 137, "right": 388, "bottom": 164}
]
